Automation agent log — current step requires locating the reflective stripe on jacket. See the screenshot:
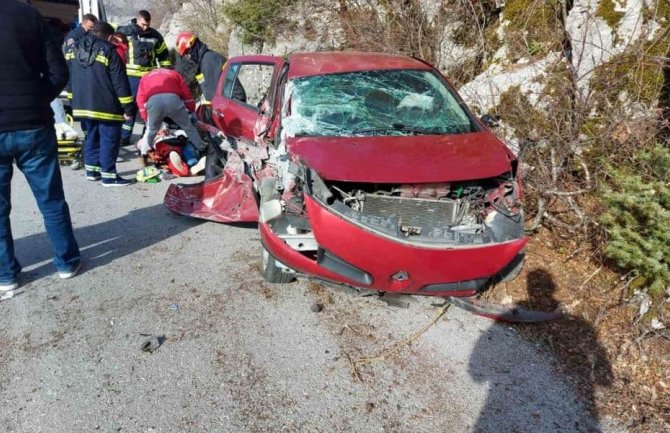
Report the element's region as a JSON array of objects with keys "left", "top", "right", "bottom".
[
  {"left": 117, "top": 22, "right": 171, "bottom": 77},
  {"left": 66, "top": 34, "right": 133, "bottom": 122}
]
